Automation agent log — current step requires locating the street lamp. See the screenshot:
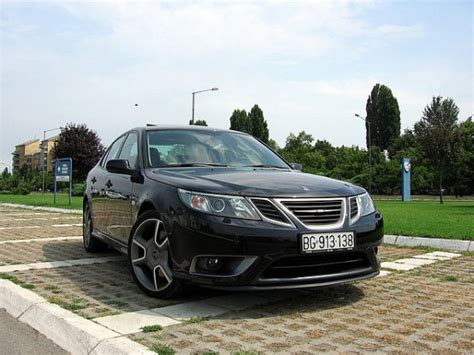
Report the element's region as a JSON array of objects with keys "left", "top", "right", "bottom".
[
  {"left": 42, "top": 127, "right": 61, "bottom": 194},
  {"left": 355, "top": 113, "right": 372, "bottom": 194},
  {"left": 191, "top": 87, "right": 218, "bottom": 125}
]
